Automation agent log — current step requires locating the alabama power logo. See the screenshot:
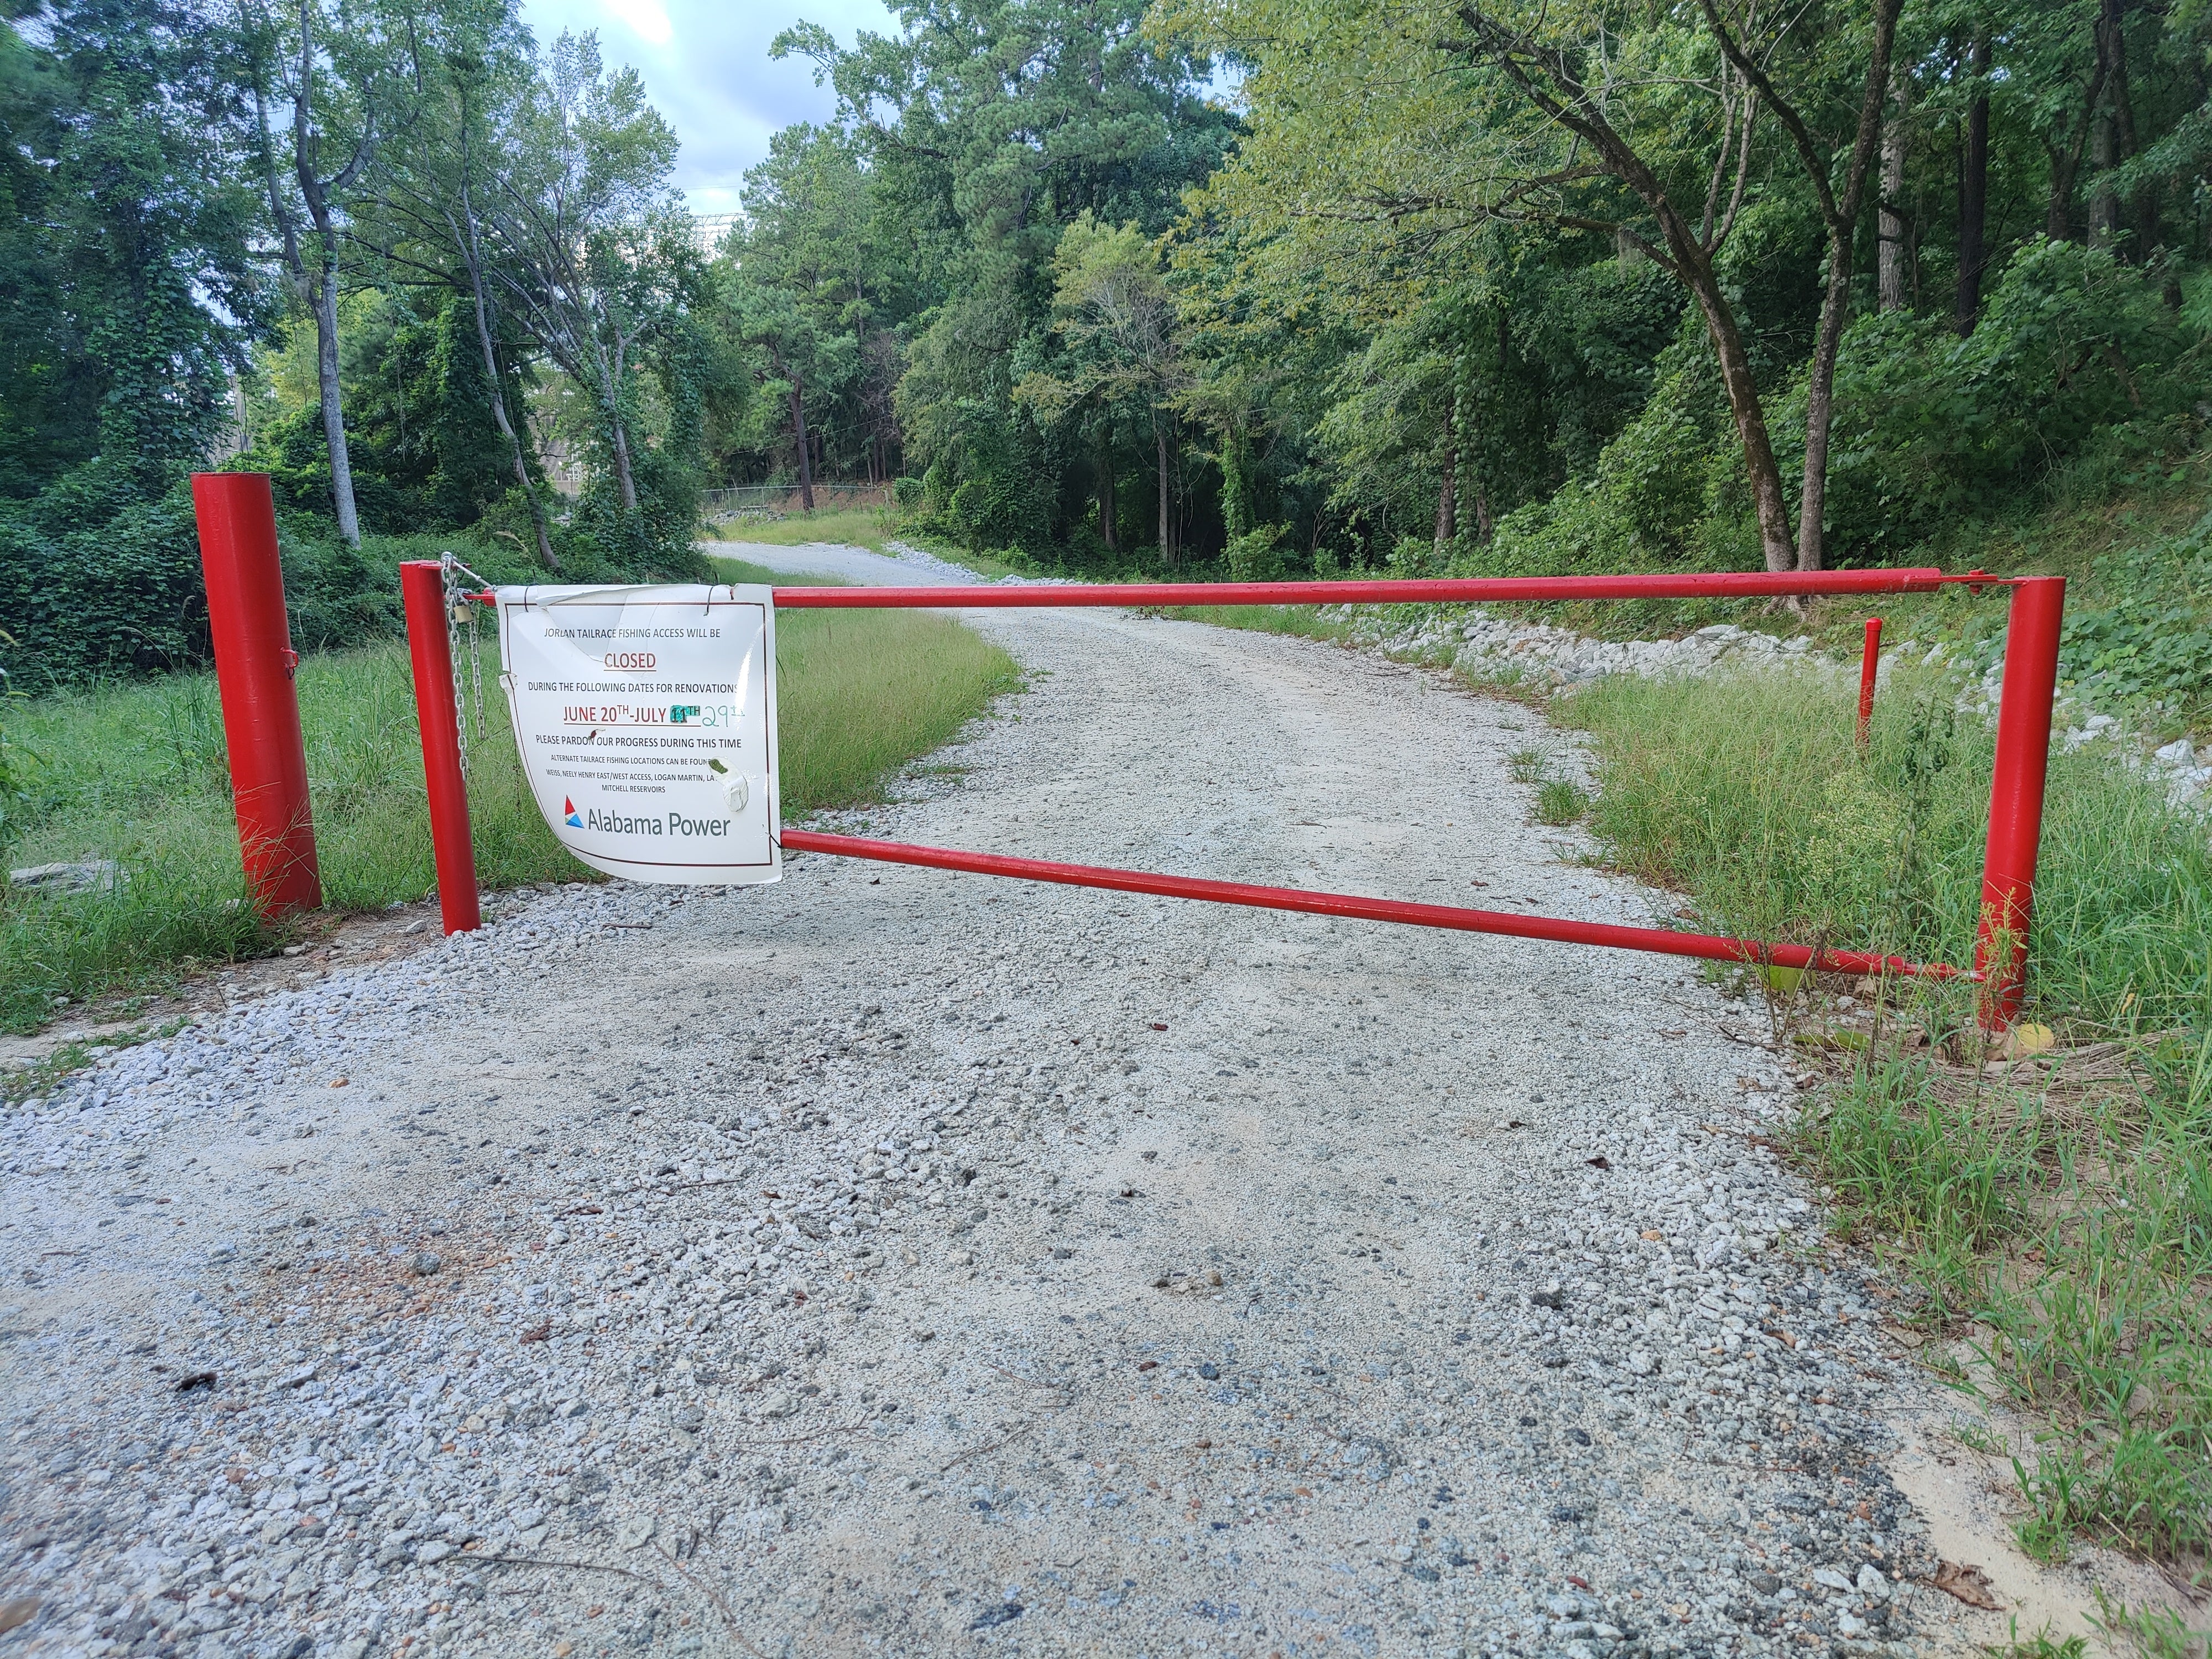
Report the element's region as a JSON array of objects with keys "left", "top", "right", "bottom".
[{"left": 561, "top": 796, "right": 731, "bottom": 839}]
